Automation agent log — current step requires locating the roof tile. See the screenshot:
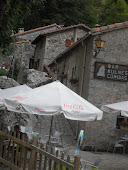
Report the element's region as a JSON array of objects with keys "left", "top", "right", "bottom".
[
  {"left": 92, "top": 21, "right": 128, "bottom": 34},
  {"left": 13, "top": 24, "right": 61, "bottom": 36}
]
